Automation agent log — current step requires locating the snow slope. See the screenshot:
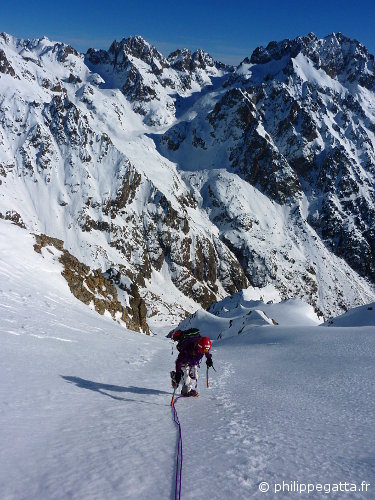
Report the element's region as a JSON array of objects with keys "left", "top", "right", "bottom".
[
  {"left": 0, "top": 220, "right": 177, "bottom": 499},
  {"left": 174, "top": 287, "right": 321, "bottom": 341},
  {"left": 1, "top": 220, "right": 374, "bottom": 499},
  {"left": 323, "top": 302, "right": 375, "bottom": 327}
]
